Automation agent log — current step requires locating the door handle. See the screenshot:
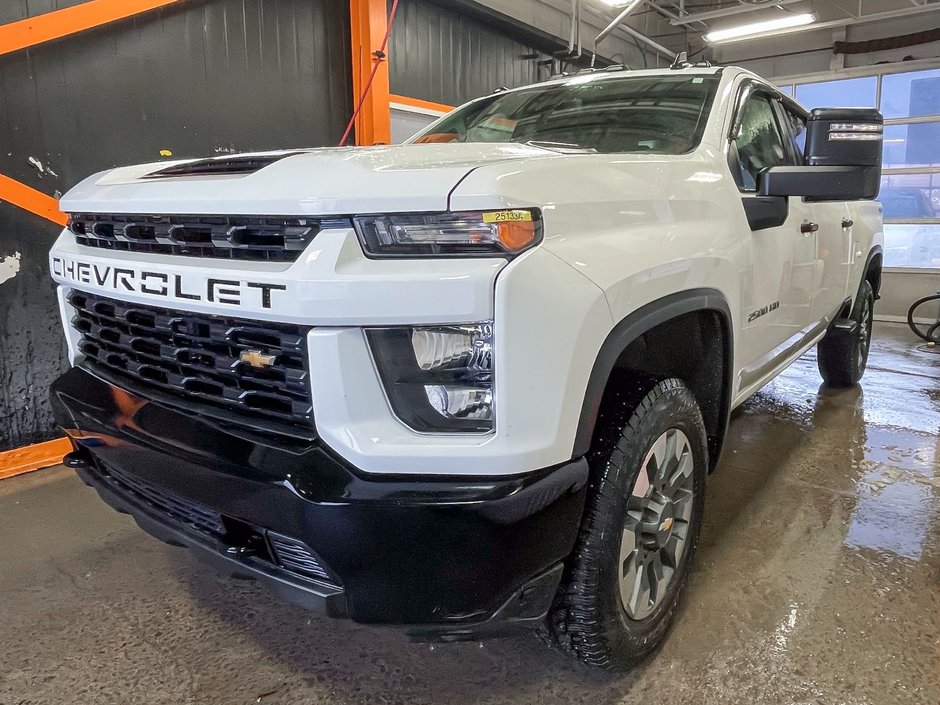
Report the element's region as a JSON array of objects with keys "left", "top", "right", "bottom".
[
  {"left": 842, "top": 218, "right": 854, "bottom": 229},
  {"left": 800, "top": 221, "right": 819, "bottom": 234}
]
